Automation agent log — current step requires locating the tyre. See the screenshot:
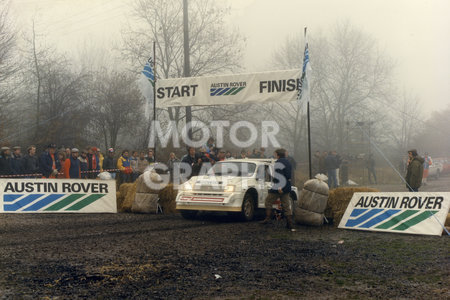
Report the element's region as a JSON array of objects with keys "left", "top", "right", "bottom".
[
  {"left": 240, "top": 193, "right": 255, "bottom": 221},
  {"left": 180, "top": 209, "right": 198, "bottom": 220}
]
